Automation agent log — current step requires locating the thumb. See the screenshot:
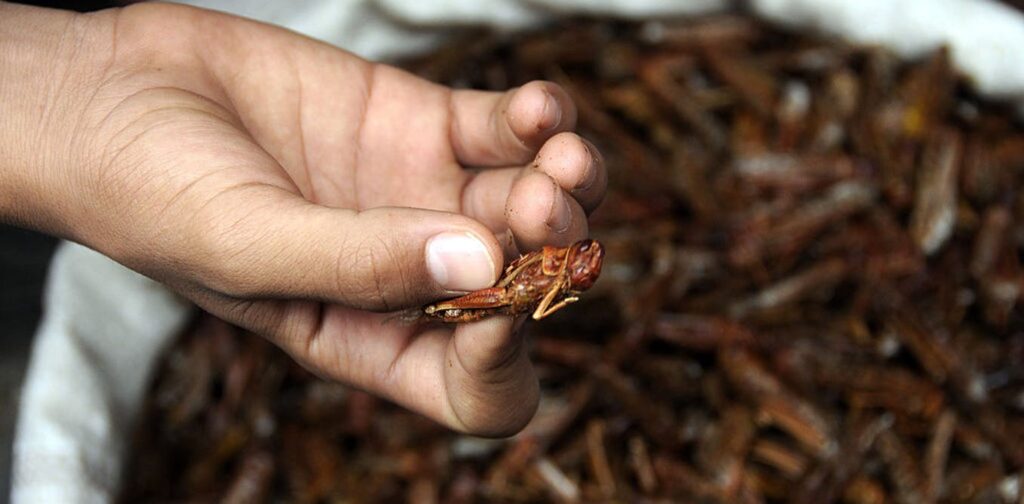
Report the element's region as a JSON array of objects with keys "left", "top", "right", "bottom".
[{"left": 196, "top": 192, "right": 503, "bottom": 310}]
